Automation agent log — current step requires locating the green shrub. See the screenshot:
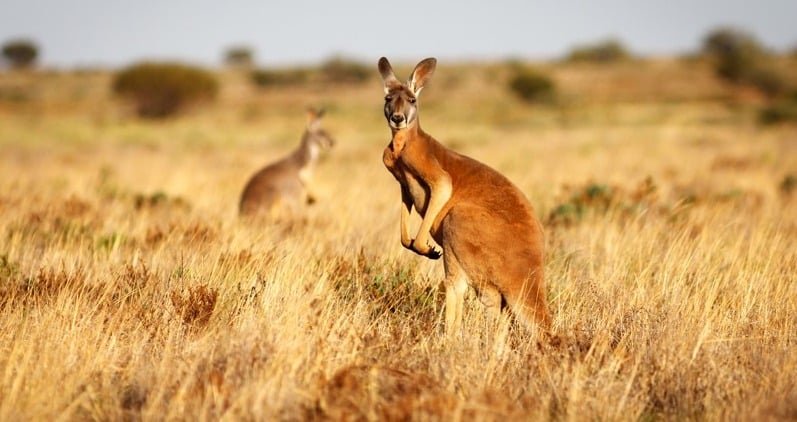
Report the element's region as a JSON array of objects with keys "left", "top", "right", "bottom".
[
  {"left": 320, "top": 56, "right": 370, "bottom": 84},
  {"left": 250, "top": 57, "right": 369, "bottom": 88},
  {"left": 712, "top": 47, "right": 759, "bottom": 82},
  {"left": 224, "top": 46, "right": 254, "bottom": 68},
  {"left": 702, "top": 27, "right": 790, "bottom": 98},
  {"left": 250, "top": 68, "right": 310, "bottom": 87},
  {"left": 759, "top": 92, "right": 797, "bottom": 124},
  {"left": 546, "top": 178, "right": 659, "bottom": 226},
  {"left": 780, "top": 174, "right": 797, "bottom": 197},
  {"left": 2, "top": 39, "right": 38, "bottom": 69},
  {"left": 703, "top": 28, "right": 764, "bottom": 60},
  {"left": 508, "top": 68, "right": 556, "bottom": 103},
  {"left": 0, "top": 86, "right": 33, "bottom": 103},
  {"left": 747, "top": 67, "right": 790, "bottom": 98},
  {"left": 112, "top": 62, "right": 218, "bottom": 118},
  {"left": 705, "top": 28, "right": 765, "bottom": 83},
  {"left": 566, "top": 39, "right": 630, "bottom": 63}
]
